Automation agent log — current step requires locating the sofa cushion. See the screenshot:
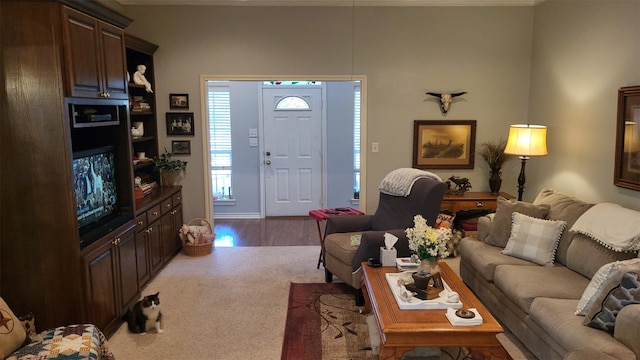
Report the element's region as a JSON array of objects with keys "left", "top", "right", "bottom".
[
  {"left": 0, "top": 297, "right": 27, "bottom": 359},
  {"left": 502, "top": 212, "right": 566, "bottom": 266},
  {"left": 583, "top": 271, "right": 640, "bottom": 333},
  {"left": 566, "top": 233, "right": 638, "bottom": 280},
  {"left": 324, "top": 232, "right": 360, "bottom": 265},
  {"left": 575, "top": 258, "right": 640, "bottom": 316},
  {"left": 532, "top": 188, "right": 594, "bottom": 266},
  {"left": 458, "top": 237, "right": 535, "bottom": 282},
  {"left": 484, "top": 197, "right": 550, "bottom": 248},
  {"left": 494, "top": 264, "right": 589, "bottom": 313},
  {"left": 529, "top": 297, "right": 636, "bottom": 359}
]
